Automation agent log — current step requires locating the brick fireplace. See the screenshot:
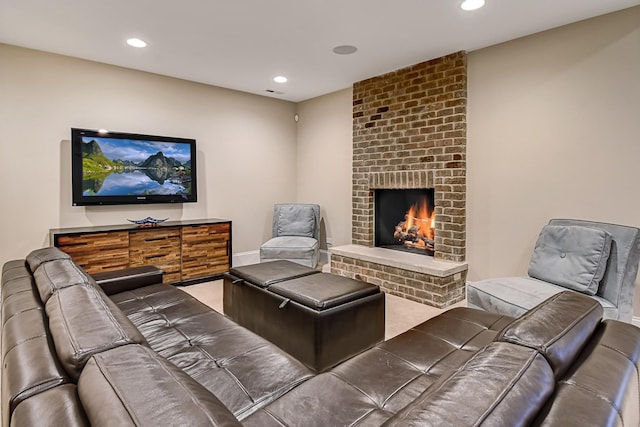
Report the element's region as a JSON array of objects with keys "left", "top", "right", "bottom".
[{"left": 331, "top": 51, "right": 468, "bottom": 308}]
